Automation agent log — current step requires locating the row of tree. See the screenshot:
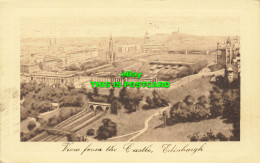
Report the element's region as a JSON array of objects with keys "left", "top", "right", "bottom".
[
  {"left": 143, "top": 90, "right": 168, "bottom": 110},
  {"left": 21, "top": 82, "right": 88, "bottom": 119},
  {"left": 161, "top": 75, "right": 240, "bottom": 141}
]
